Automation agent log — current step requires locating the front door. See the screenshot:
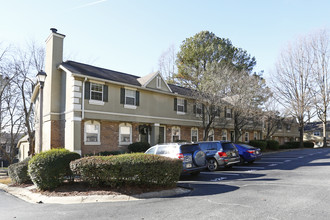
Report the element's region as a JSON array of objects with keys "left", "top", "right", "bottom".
[
  {"left": 159, "top": 126, "right": 165, "bottom": 144},
  {"left": 140, "top": 125, "right": 150, "bottom": 143}
]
